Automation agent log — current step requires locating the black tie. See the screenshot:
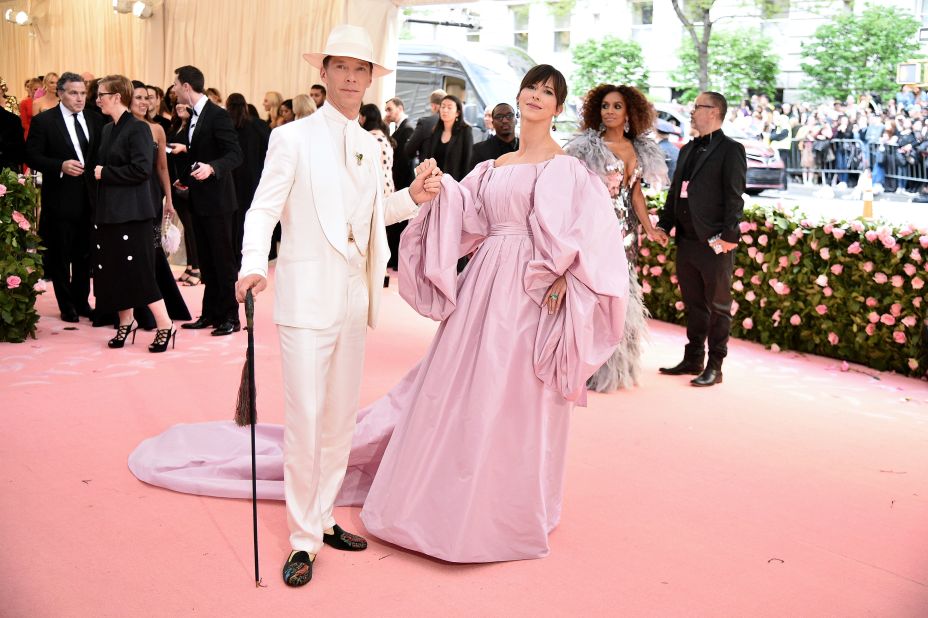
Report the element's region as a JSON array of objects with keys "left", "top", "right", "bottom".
[{"left": 73, "top": 113, "right": 89, "bottom": 159}]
